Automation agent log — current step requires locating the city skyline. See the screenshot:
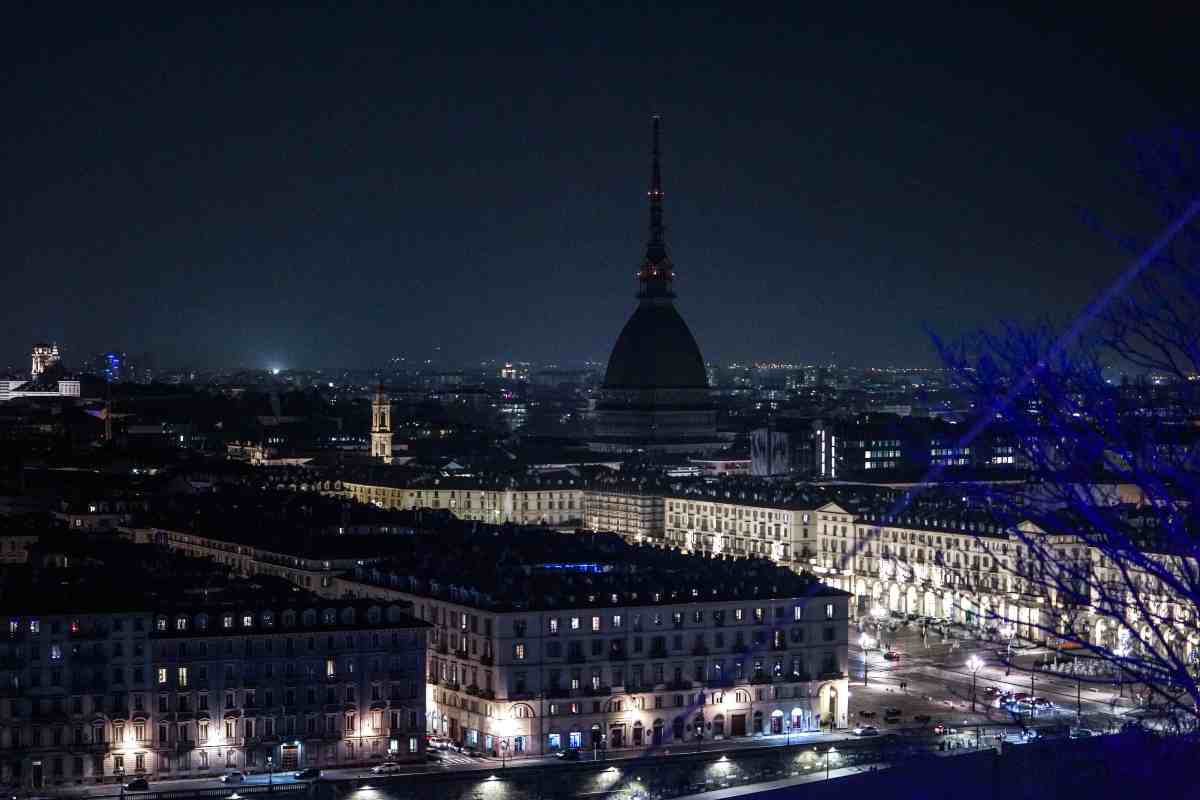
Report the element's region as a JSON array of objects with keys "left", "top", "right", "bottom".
[{"left": 4, "top": 6, "right": 1191, "bottom": 369}]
